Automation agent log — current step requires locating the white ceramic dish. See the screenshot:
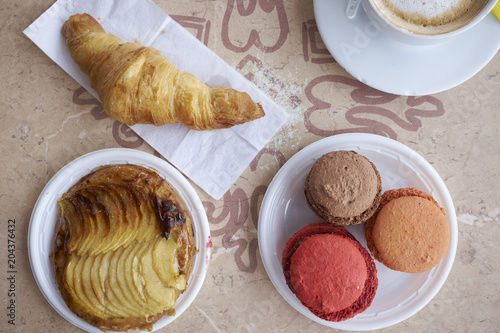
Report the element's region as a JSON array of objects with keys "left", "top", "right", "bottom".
[
  {"left": 258, "top": 133, "right": 458, "bottom": 331},
  {"left": 314, "top": 0, "right": 500, "bottom": 95},
  {"left": 28, "top": 148, "right": 211, "bottom": 333}
]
